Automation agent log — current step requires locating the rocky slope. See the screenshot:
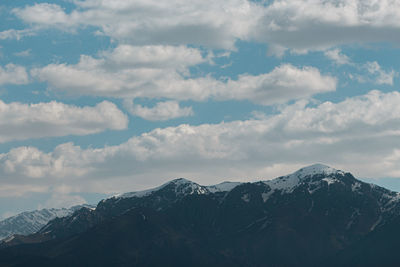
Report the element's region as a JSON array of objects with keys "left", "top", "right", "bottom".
[
  {"left": 1, "top": 164, "right": 400, "bottom": 266},
  {"left": 0, "top": 205, "right": 94, "bottom": 241}
]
